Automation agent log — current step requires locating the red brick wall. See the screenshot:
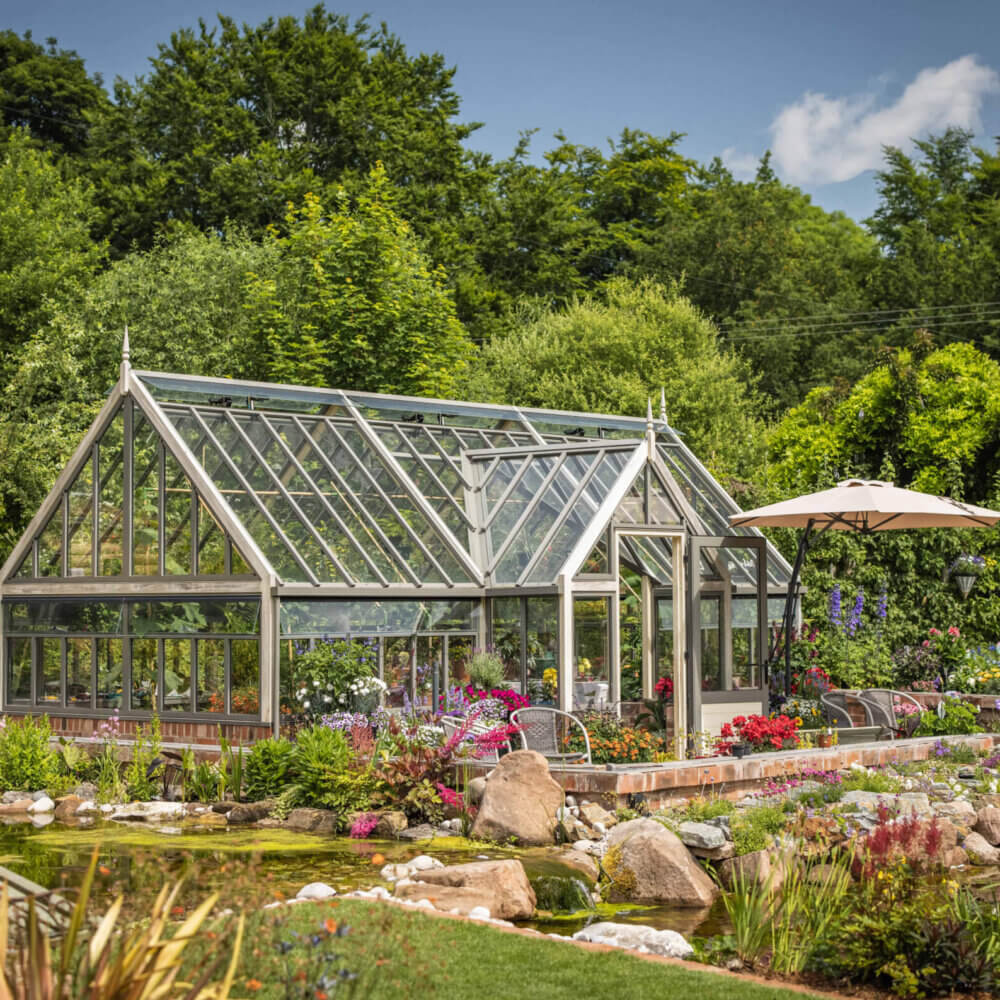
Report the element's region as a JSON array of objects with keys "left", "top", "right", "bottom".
[{"left": 4, "top": 713, "right": 272, "bottom": 747}]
